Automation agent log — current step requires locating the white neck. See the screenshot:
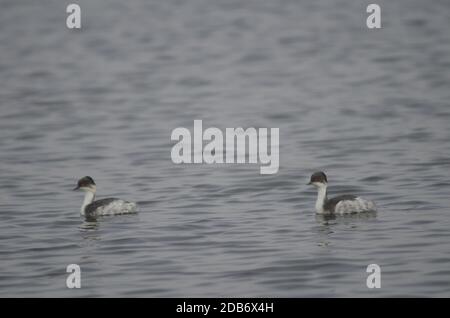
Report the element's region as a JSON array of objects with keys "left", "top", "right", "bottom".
[
  {"left": 315, "top": 184, "right": 328, "bottom": 214},
  {"left": 81, "top": 191, "right": 95, "bottom": 215}
]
